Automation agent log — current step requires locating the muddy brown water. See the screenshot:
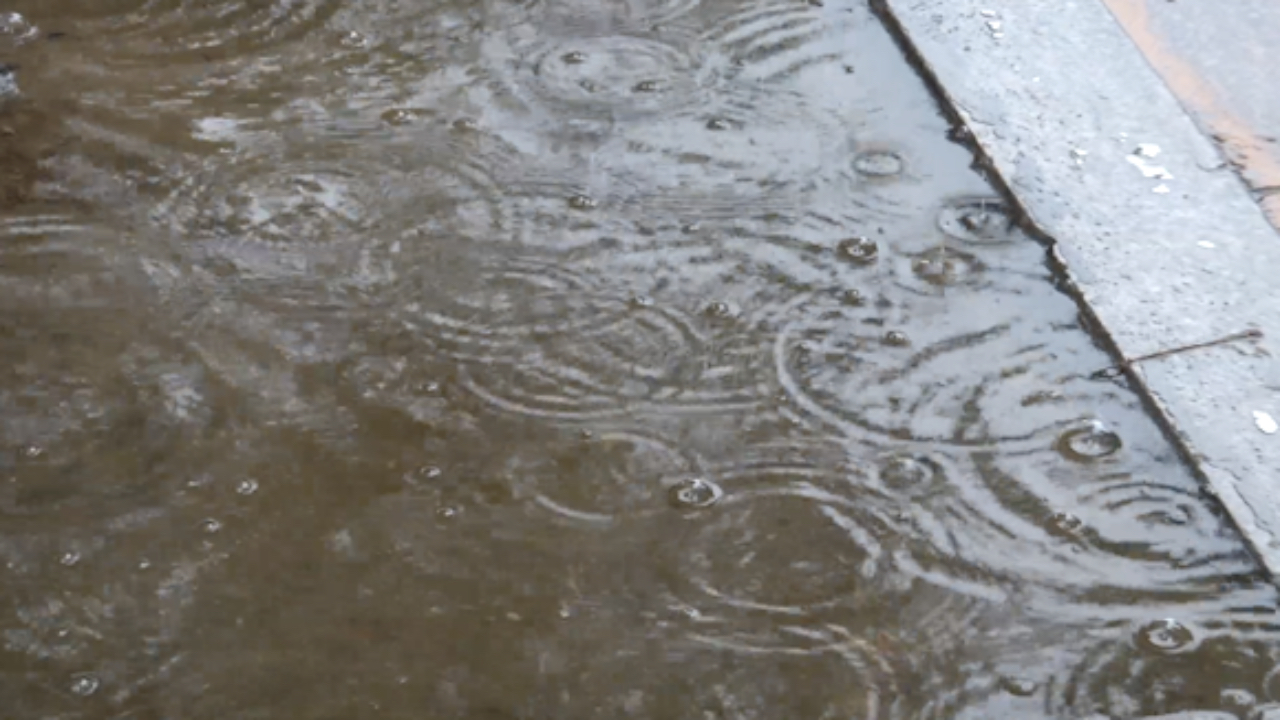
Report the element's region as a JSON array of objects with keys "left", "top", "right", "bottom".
[{"left": 2, "top": 1, "right": 1279, "bottom": 718}]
